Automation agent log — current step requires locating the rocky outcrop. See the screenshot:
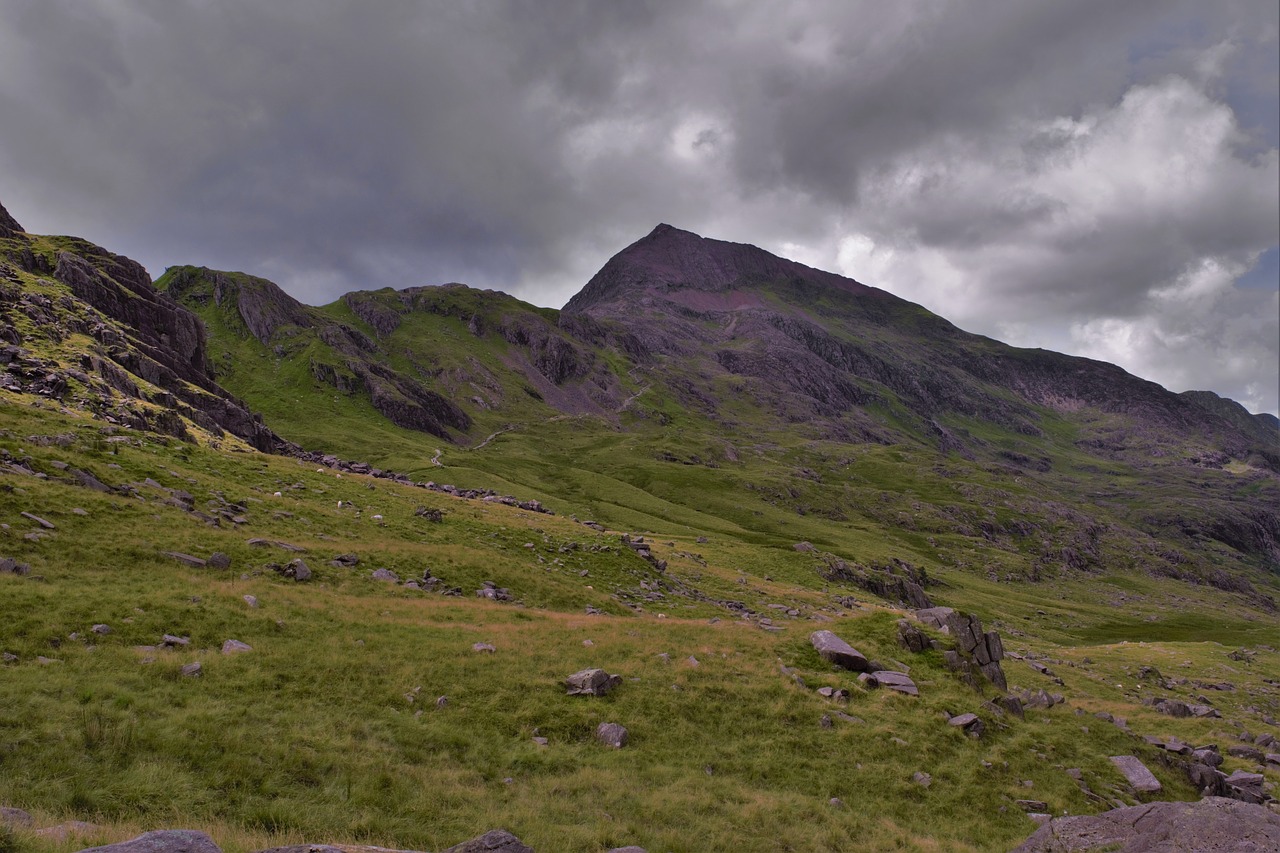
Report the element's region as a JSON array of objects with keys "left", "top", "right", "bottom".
[
  {"left": 76, "top": 830, "right": 222, "bottom": 853},
  {"left": 0, "top": 201, "right": 23, "bottom": 238},
  {"left": 1012, "top": 797, "right": 1280, "bottom": 852}
]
